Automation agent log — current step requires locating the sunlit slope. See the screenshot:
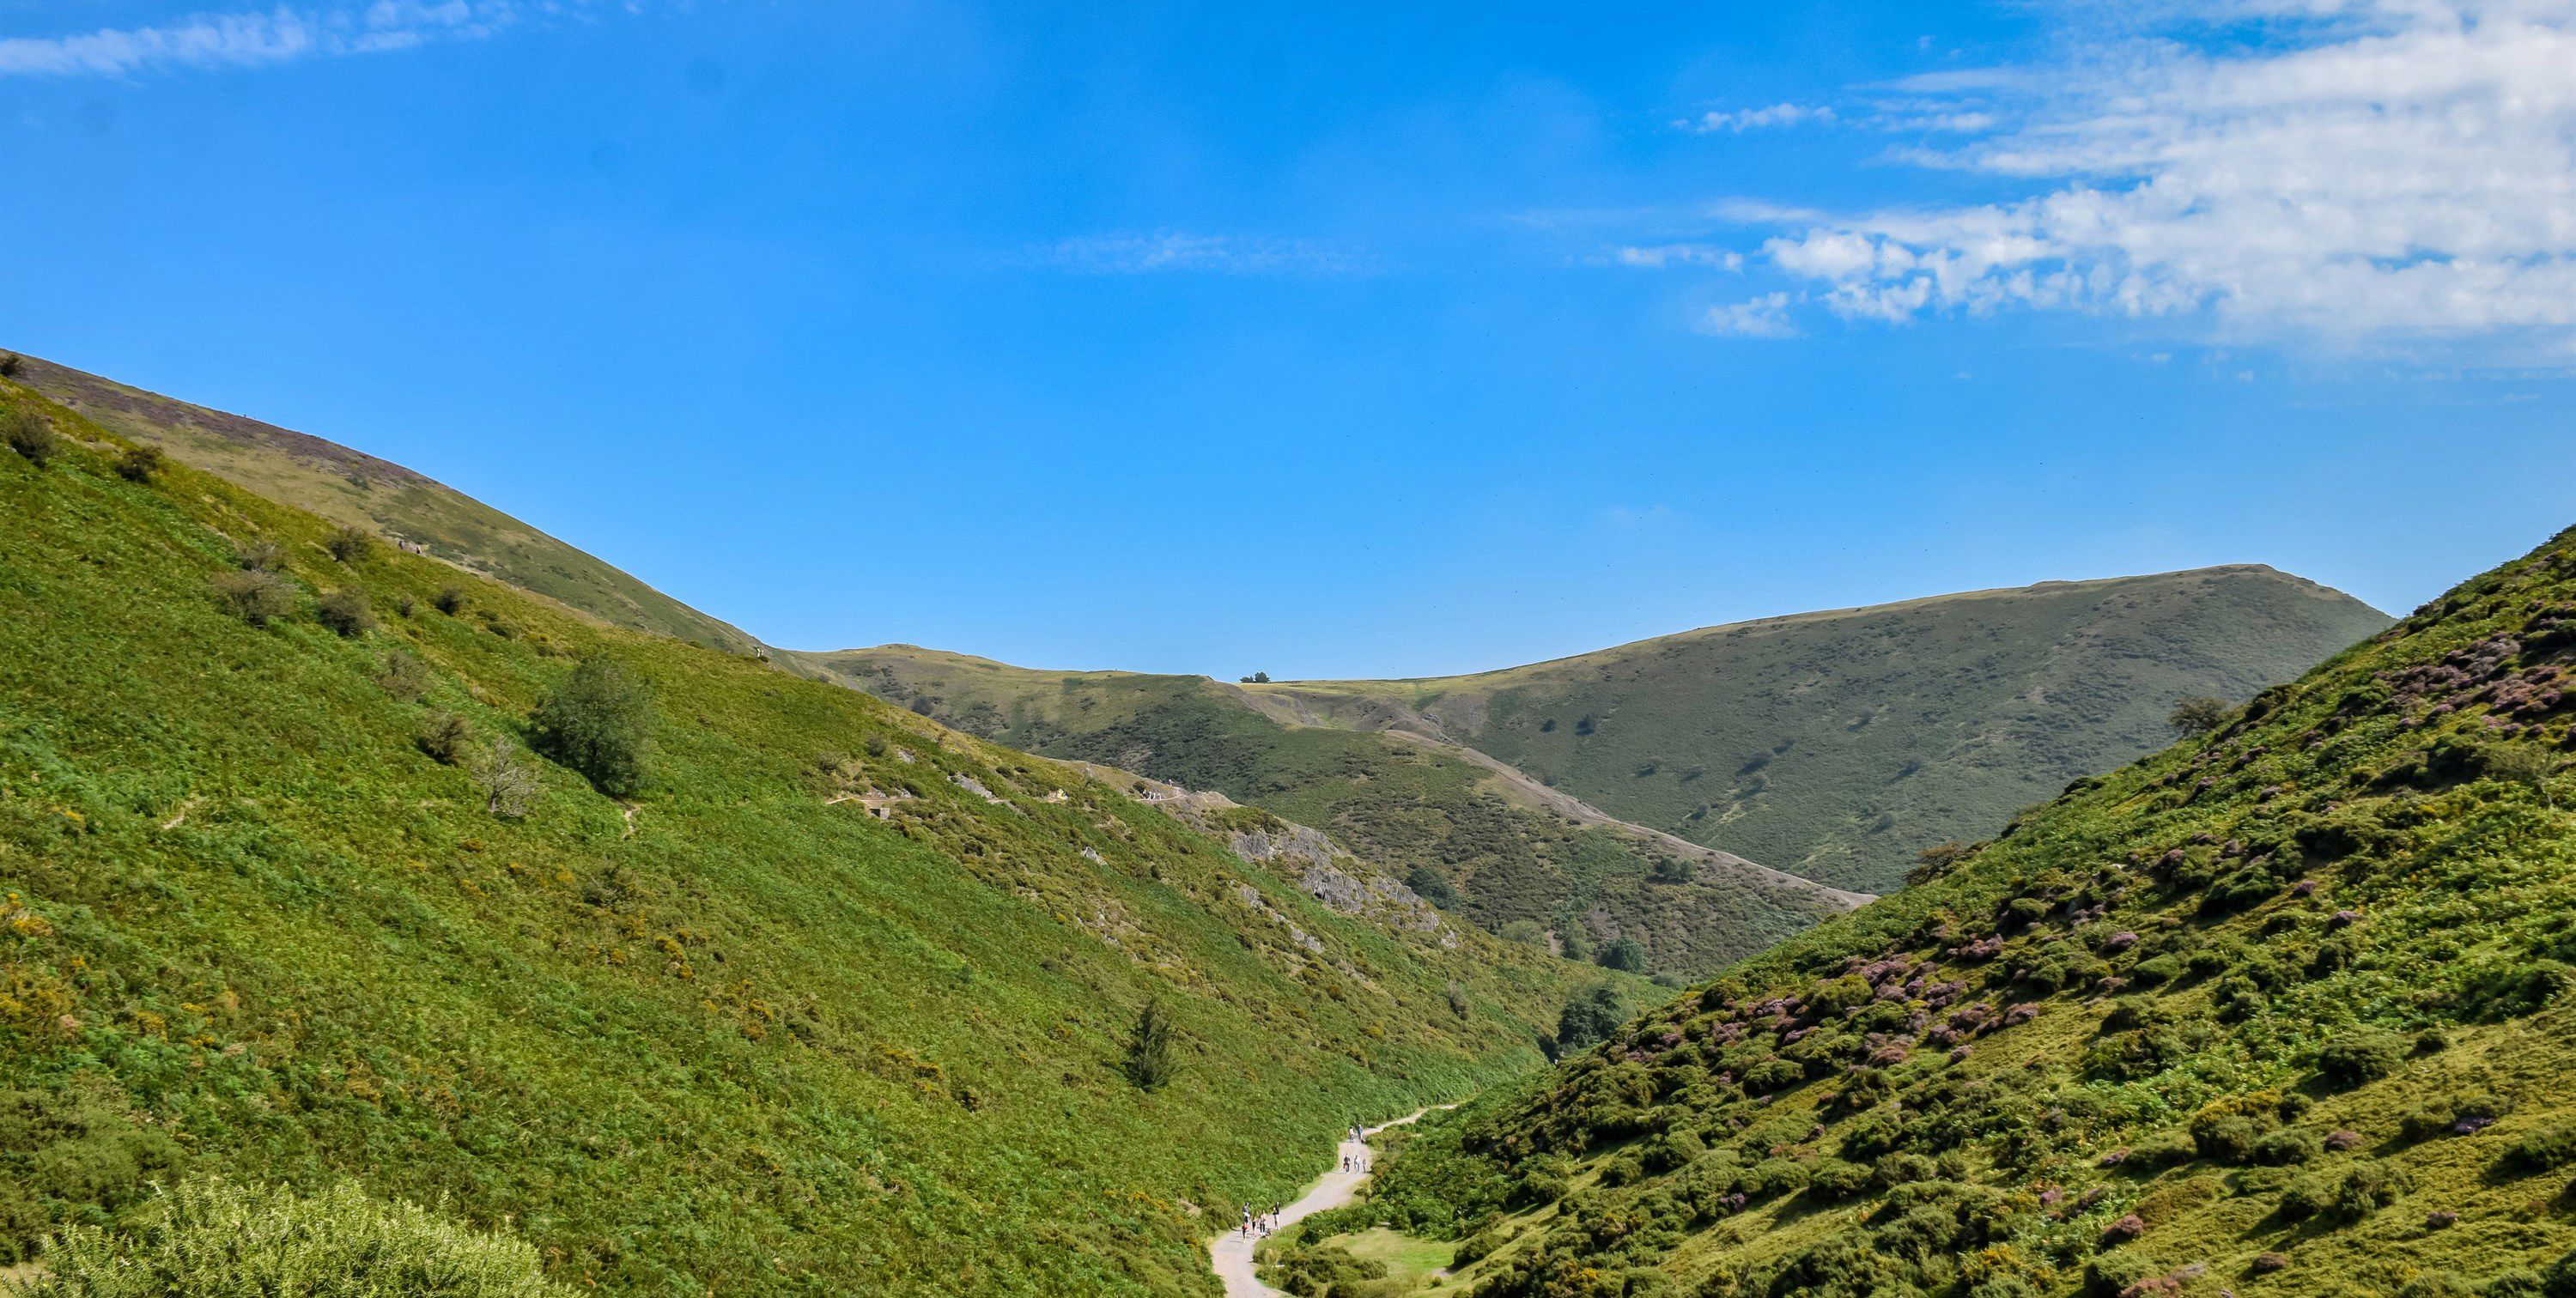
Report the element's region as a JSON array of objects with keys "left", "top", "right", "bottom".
[
  {"left": 7, "top": 351, "right": 762, "bottom": 656},
  {"left": 1345, "top": 525, "right": 2576, "bottom": 1297},
  {"left": 1249, "top": 567, "right": 2391, "bottom": 893},
  {"left": 778, "top": 646, "right": 1858, "bottom": 976},
  {"left": 0, "top": 379, "right": 1602, "bottom": 1295}
]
